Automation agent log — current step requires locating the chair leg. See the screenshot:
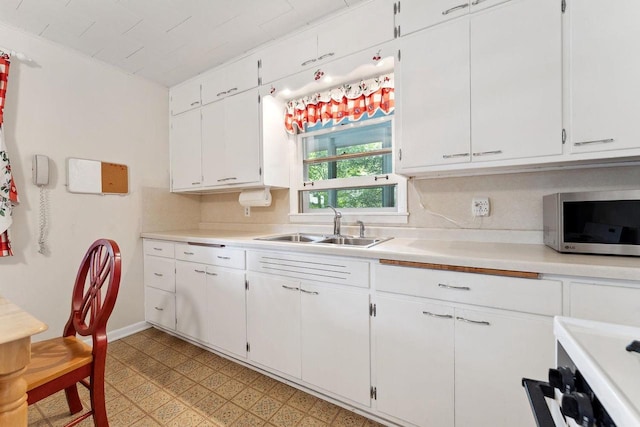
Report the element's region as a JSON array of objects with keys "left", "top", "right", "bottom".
[
  {"left": 64, "top": 385, "right": 83, "bottom": 414},
  {"left": 90, "top": 376, "right": 109, "bottom": 426}
]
